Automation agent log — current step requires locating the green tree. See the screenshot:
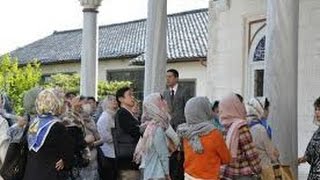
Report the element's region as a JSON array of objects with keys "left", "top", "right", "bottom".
[
  {"left": 98, "top": 81, "right": 132, "bottom": 98},
  {"left": 0, "top": 54, "right": 42, "bottom": 114},
  {"left": 45, "top": 73, "right": 131, "bottom": 100},
  {"left": 44, "top": 73, "right": 80, "bottom": 94}
]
